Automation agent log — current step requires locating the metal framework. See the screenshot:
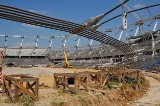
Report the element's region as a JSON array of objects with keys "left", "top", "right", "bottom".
[{"left": 0, "top": 4, "right": 135, "bottom": 55}]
